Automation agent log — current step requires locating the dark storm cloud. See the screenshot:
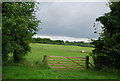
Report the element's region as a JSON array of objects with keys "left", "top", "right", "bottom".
[{"left": 36, "top": 2, "right": 110, "bottom": 38}]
